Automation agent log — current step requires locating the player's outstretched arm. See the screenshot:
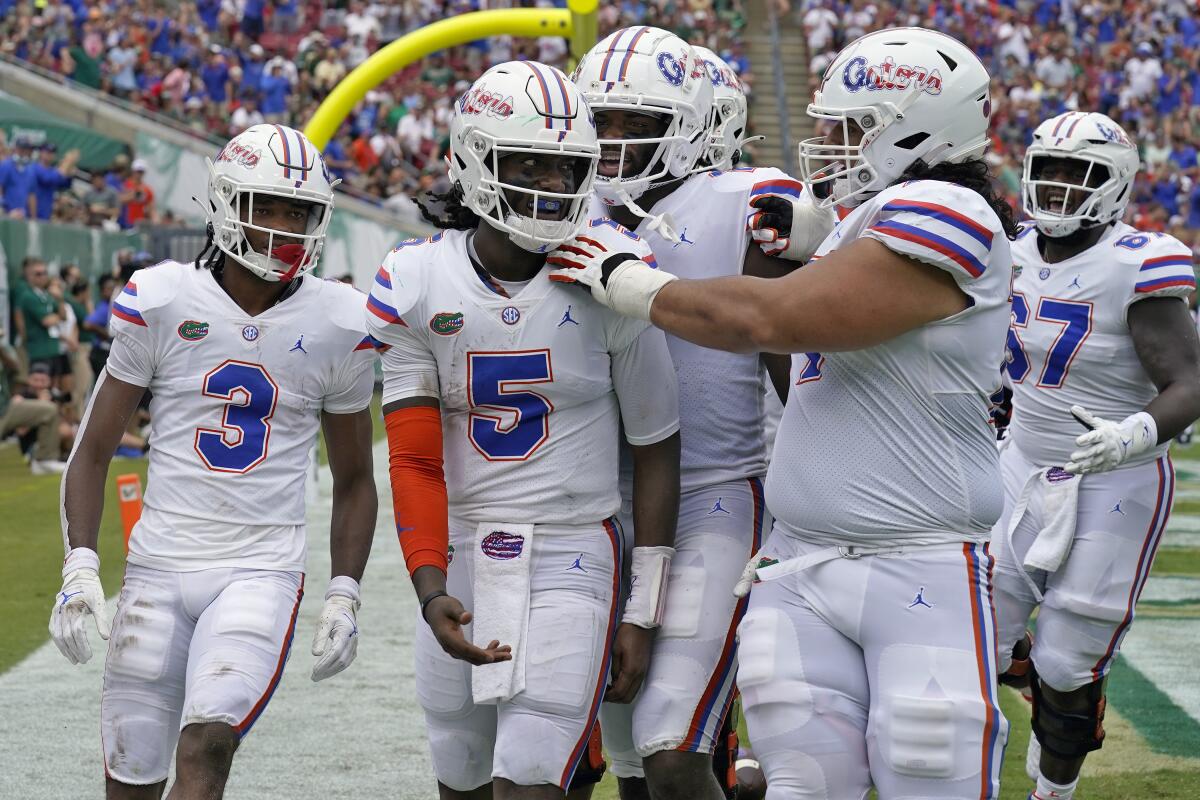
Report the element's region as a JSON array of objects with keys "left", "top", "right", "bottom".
[
  {"left": 649, "top": 237, "right": 969, "bottom": 354},
  {"left": 384, "top": 395, "right": 511, "bottom": 666},
  {"left": 52, "top": 369, "right": 146, "bottom": 664},
  {"left": 310, "top": 407, "right": 378, "bottom": 682},
  {"left": 607, "top": 432, "right": 681, "bottom": 704}
]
